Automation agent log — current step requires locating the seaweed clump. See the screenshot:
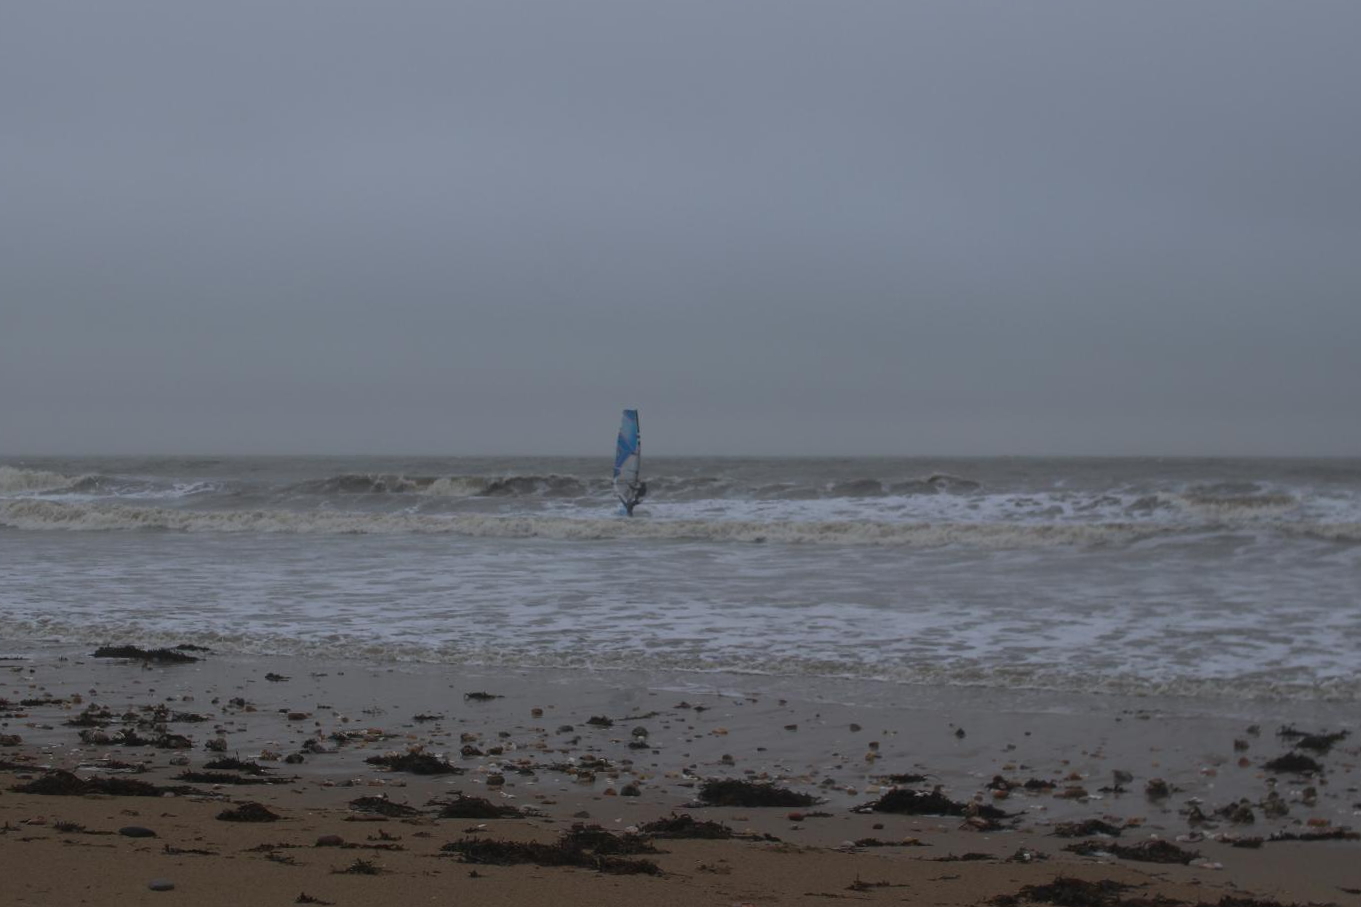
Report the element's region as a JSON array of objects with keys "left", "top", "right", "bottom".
[
  {"left": 348, "top": 796, "right": 423, "bottom": 818},
  {"left": 433, "top": 795, "right": 523, "bottom": 819},
  {"left": 695, "top": 779, "right": 818, "bottom": 808},
  {"left": 365, "top": 752, "right": 463, "bottom": 775},
  {"left": 12, "top": 770, "right": 171, "bottom": 798},
  {"left": 218, "top": 802, "right": 282, "bottom": 822},
  {"left": 1065, "top": 839, "right": 1200, "bottom": 864},
  {"left": 638, "top": 813, "right": 734, "bottom": 839},
  {"left": 1052, "top": 819, "right": 1123, "bottom": 838},
  {"left": 92, "top": 645, "right": 199, "bottom": 664},
  {"left": 204, "top": 757, "right": 271, "bottom": 775},
  {"left": 1262, "top": 753, "right": 1323, "bottom": 775},
  {"left": 1277, "top": 725, "right": 1349, "bottom": 753},
  {"left": 856, "top": 787, "right": 1010, "bottom": 819},
  {"left": 443, "top": 825, "right": 660, "bottom": 875},
  {"left": 992, "top": 876, "right": 1133, "bottom": 907}
]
